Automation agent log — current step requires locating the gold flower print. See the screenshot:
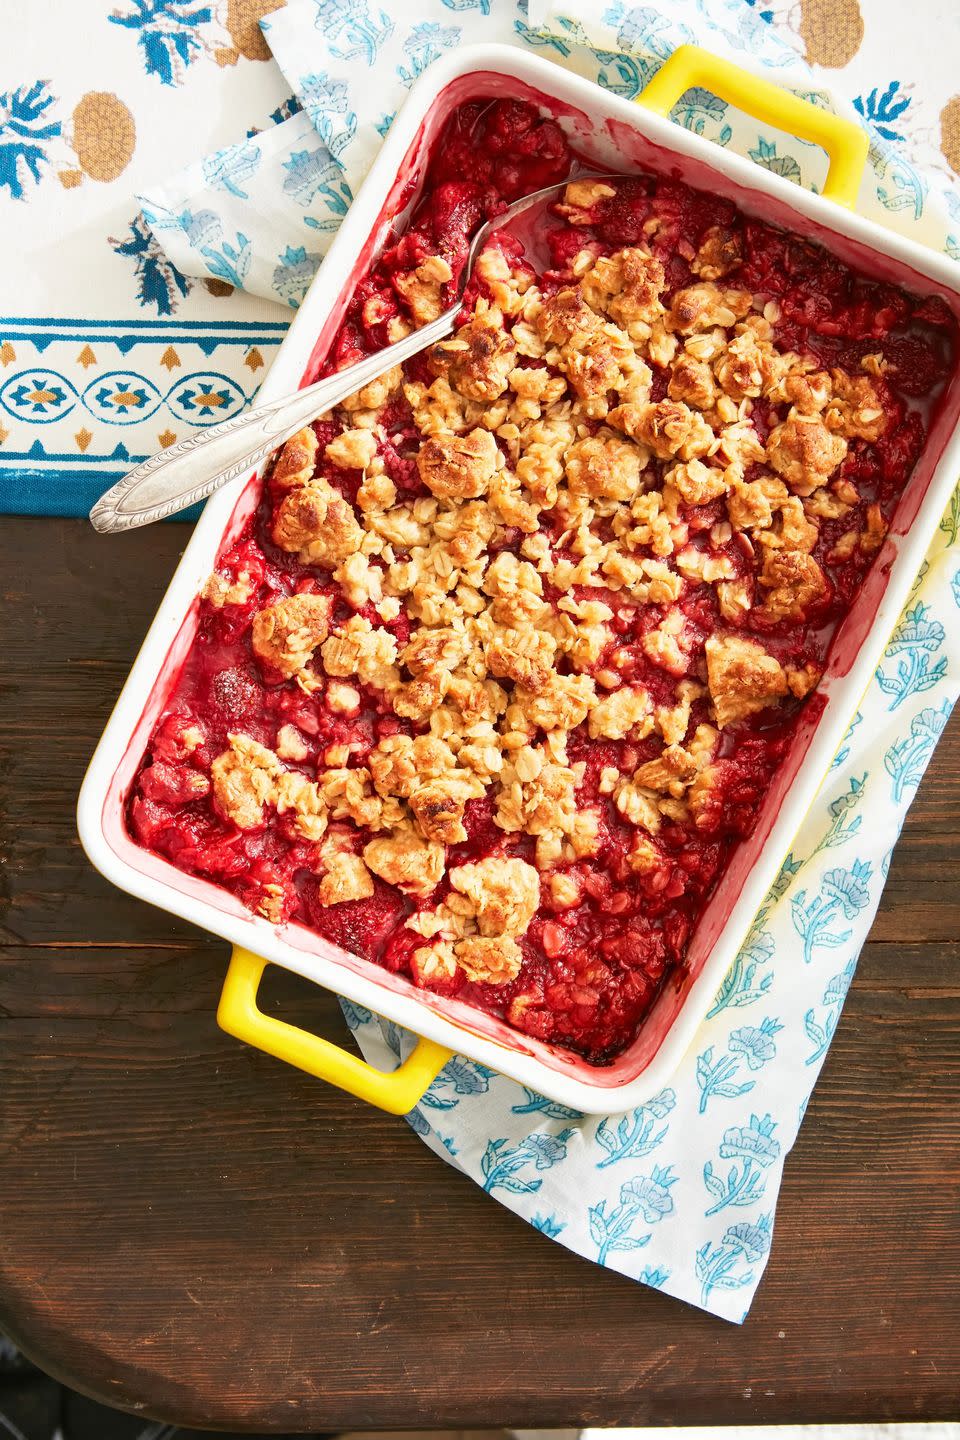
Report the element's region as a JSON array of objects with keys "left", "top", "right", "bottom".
[
  {"left": 59, "top": 92, "right": 136, "bottom": 188},
  {"left": 215, "top": 0, "right": 286, "bottom": 67},
  {"left": 796, "top": 0, "right": 864, "bottom": 68},
  {"left": 940, "top": 95, "right": 960, "bottom": 176}
]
